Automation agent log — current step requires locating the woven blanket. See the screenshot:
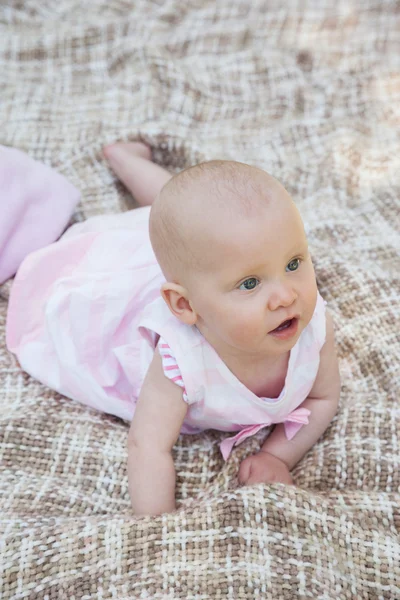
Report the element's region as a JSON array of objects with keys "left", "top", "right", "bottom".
[{"left": 1, "top": 1, "right": 399, "bottom": 598}]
